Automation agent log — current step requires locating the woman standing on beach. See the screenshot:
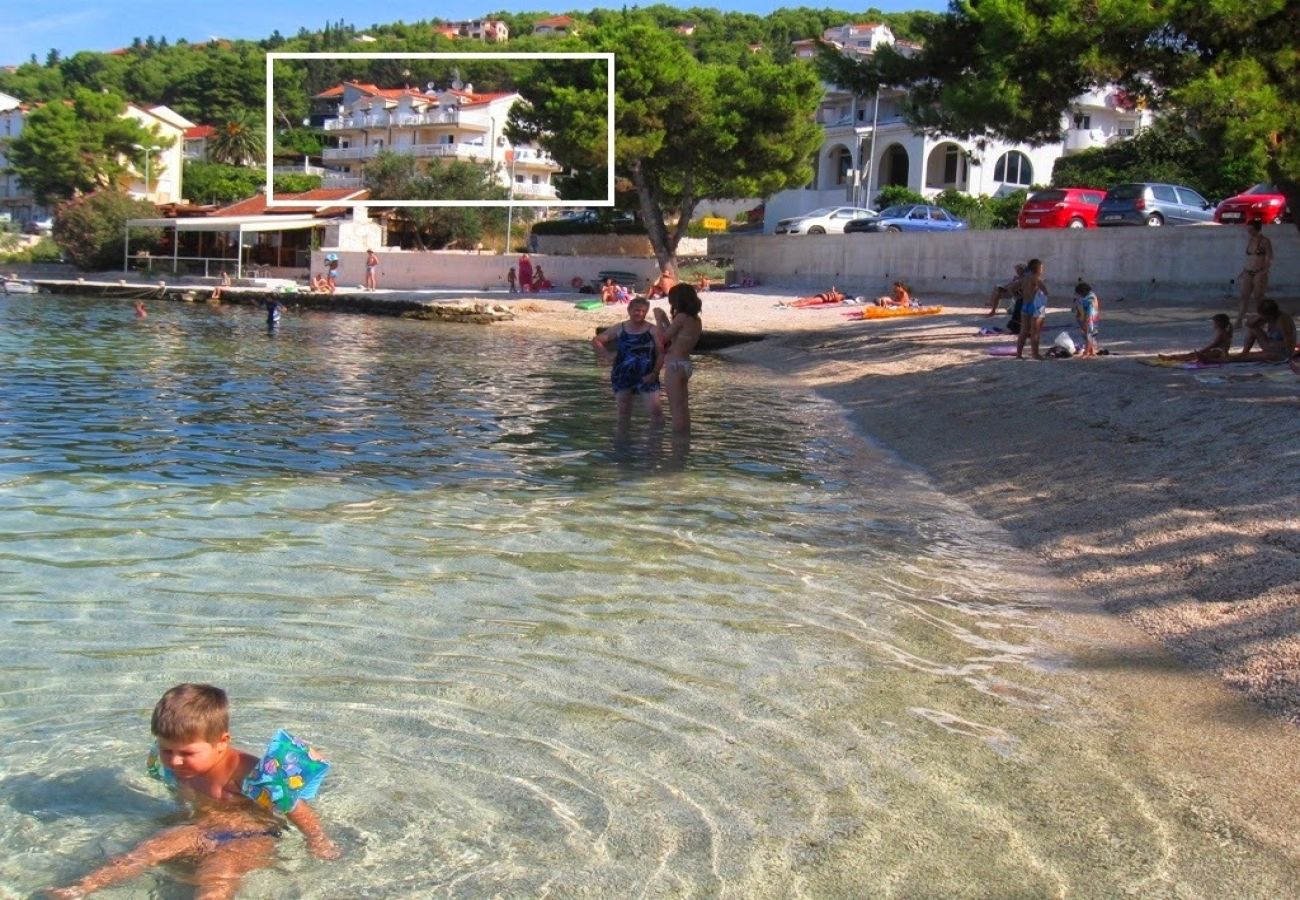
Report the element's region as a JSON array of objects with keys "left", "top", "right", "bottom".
[
  {"left": 593, "top": 296, "right": 664, "bottom": 431},
  {"left": 1015, "top": 259, "right": 1048, "bottom": 359},
  {"left": 1237, "top": 220, "right": 1273, "bottom": 326},
  {"left": 656, "top": 284, "right": 703, "bottom": 433},
  {"left": 518, "top": 253, "right": 534, "bottom": 295}
]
